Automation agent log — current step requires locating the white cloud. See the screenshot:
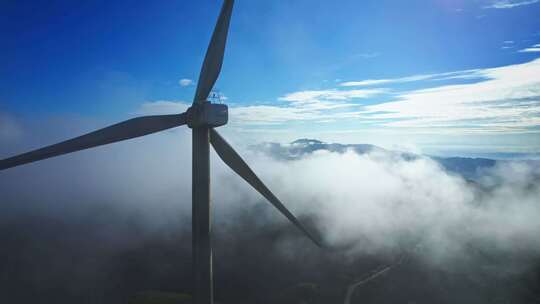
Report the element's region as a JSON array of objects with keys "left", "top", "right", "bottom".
[
  {"left": 279, "top": 89, "right": 385, "bottom": 103},
  {"left": 362, "top": 58, "right": 540, "bottom": 132},
  {"left": 251, "top": 149, "right": 540, "bottom": 261},
  {"left": 356, "top": 52, "right": 379, "bottom": 59},
  {"left": 518, "top": 43, "right": 540, "bottom": 53},
  {"left": 340, "top": 75, "right": 434, "bottom": 87},
  {"left": 484, "top": 0, "right": 540, "bottom": 9},
  {"left": 242, "top": 89, "right": 386, "bottom": 123},
  {"left": 179, "top": 78, "right": 194, "bottom": 87},
  {"left": 230, "top": 105, "right": 320, "bottom": 124},
  {"left": 501, "top": 41, "right": 515, "bottom": 49},
  {"left": 340, "top": 70, "right": 481, "bottom": 87}
]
